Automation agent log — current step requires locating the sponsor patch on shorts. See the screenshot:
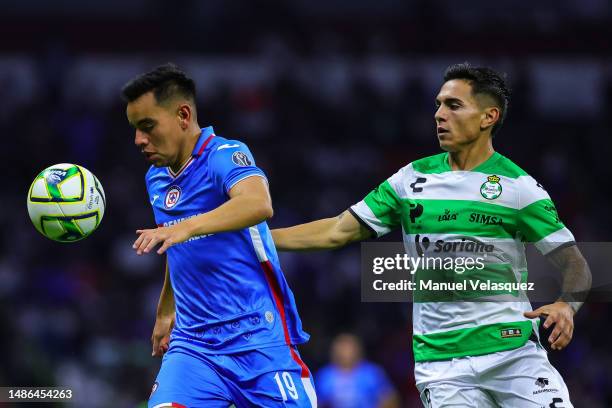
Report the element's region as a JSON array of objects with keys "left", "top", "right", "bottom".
[{"left": 500, "top": 328, "right": 522, "bottom": 338}]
